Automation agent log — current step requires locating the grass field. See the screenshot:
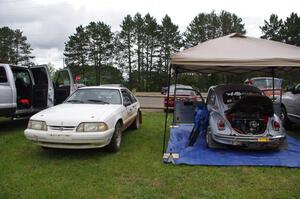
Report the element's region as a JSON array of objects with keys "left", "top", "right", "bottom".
[{"left": 0, "top": 112, "right": 300, "bottom": 199}]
